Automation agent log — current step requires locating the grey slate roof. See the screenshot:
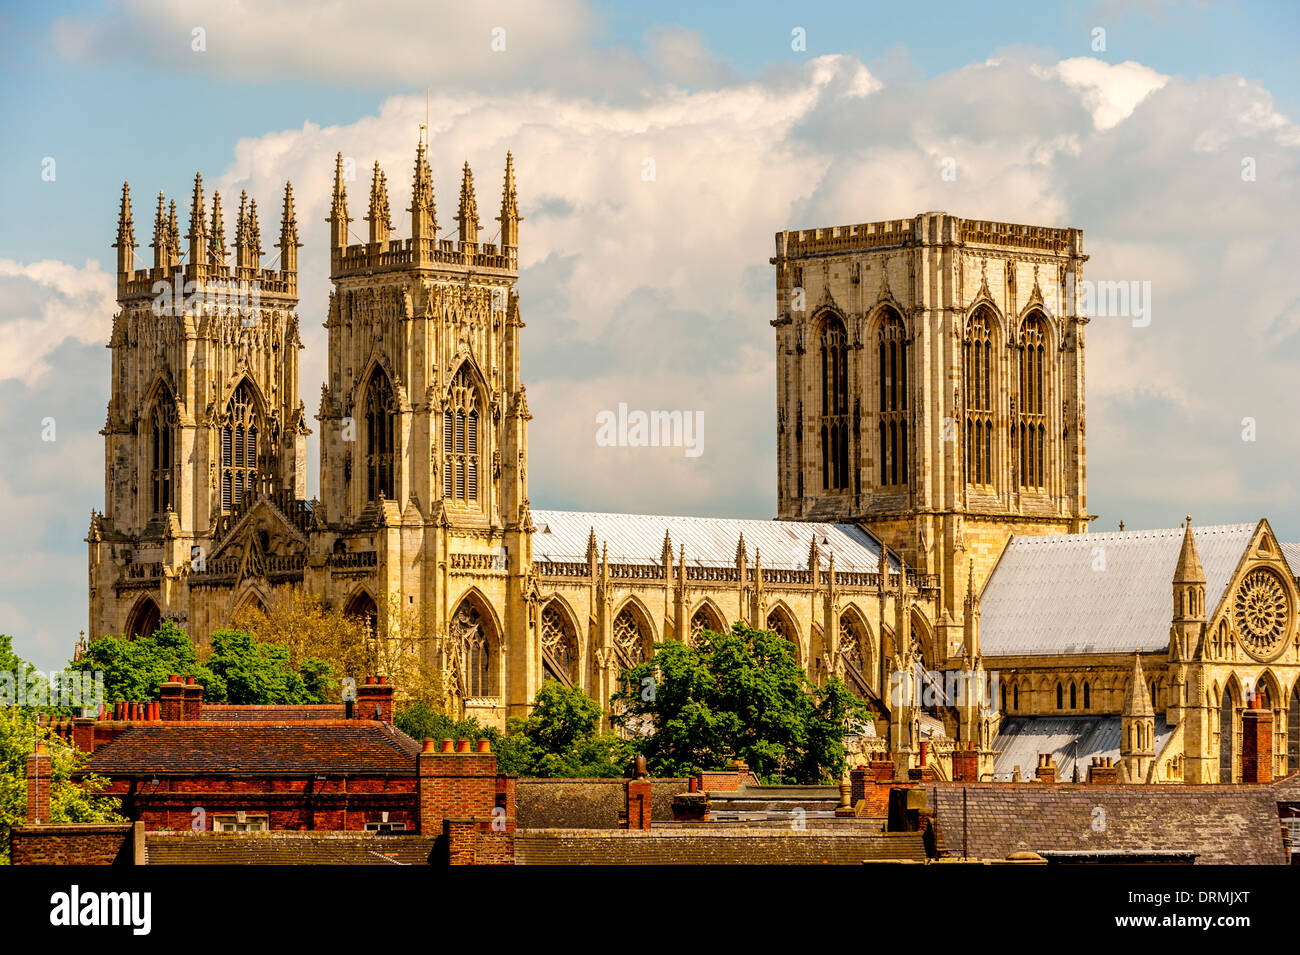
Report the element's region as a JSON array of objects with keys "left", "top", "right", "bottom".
[
  {"left": 991, "top": 715, "right": 1172, "bottom": 782},
  {"left": 980, "top": 523, "right": 1257, "bottom": 656},
  {"left": 1280, "top": 542, "right": 1300, "bottom": 582},
  {"left": 532, "top": 509, "right": 901, "bottom": 572},
  {"left": 925, "top": 783, "right": 1287, "bottom": 864}
]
